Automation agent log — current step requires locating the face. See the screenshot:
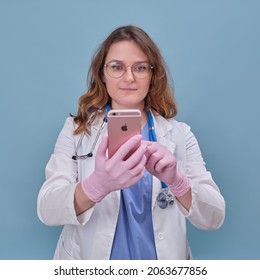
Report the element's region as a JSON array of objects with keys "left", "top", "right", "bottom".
[{"left": 103, "top": 40, "right": 152, "bottom": 110}]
